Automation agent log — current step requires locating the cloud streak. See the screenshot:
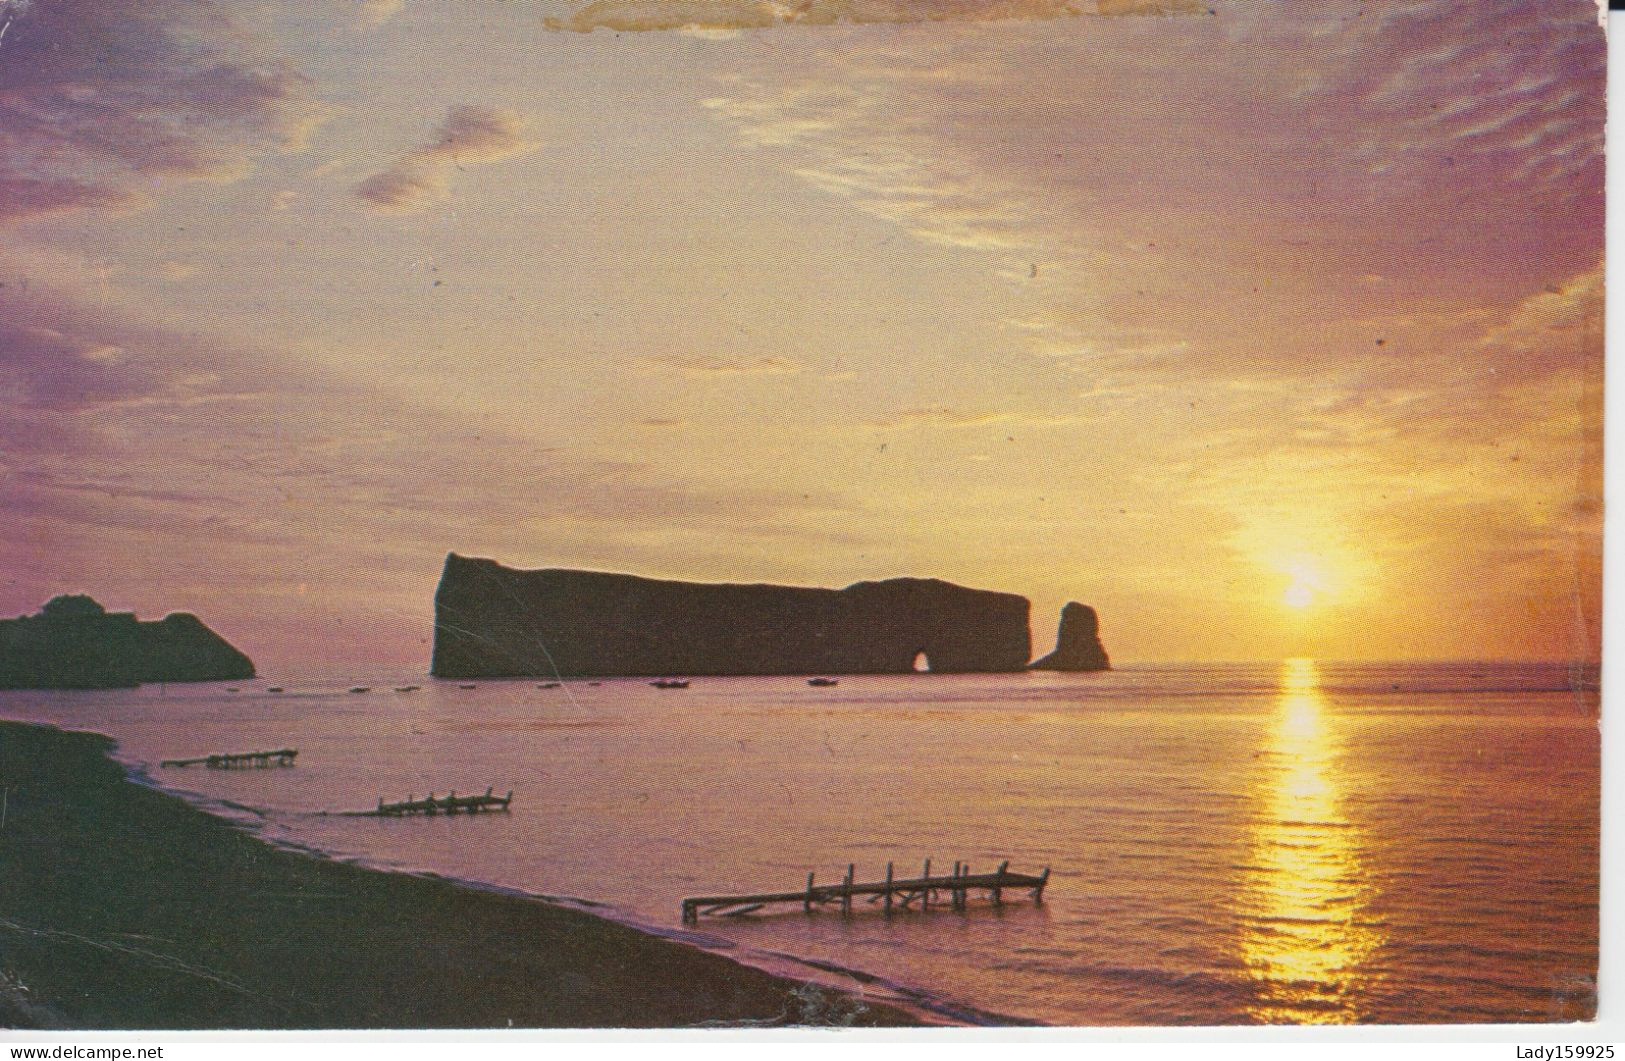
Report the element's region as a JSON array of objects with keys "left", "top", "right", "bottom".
[
  {"left": 862, "top": 407, "right": 1079, "bottom": 430},
  {"left": 633, "top": 354, "right": 804, "bottom": 376},
  {"left": 354, "top": 105, "right": 537, "bottom": 213},
  {"left": 543, "top": 0, "right": 1200, "bottom": 33},
  {"left": 868, "top": 407, "right": 1008, "bottom": 430}
]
